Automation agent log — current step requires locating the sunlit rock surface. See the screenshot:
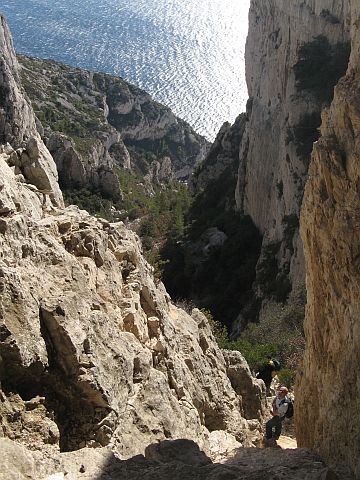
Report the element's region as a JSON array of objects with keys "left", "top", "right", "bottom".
[{"left": 297, "top": 1, "right": 360, "bottom": 477}]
